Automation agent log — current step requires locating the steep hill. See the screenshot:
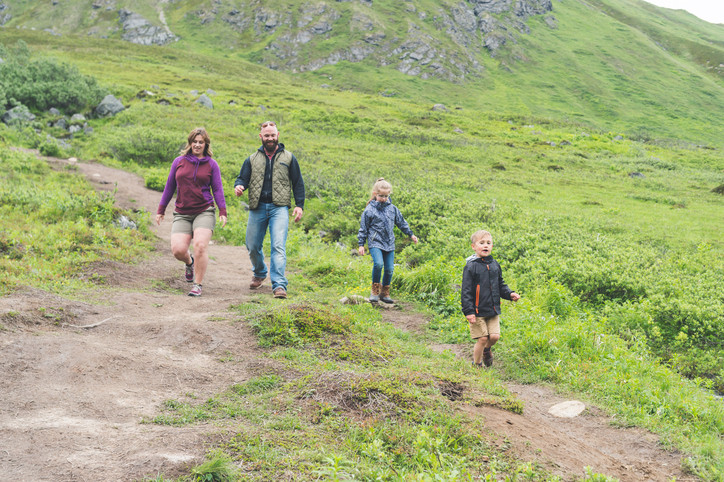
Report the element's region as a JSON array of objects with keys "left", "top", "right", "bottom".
[{"left": 1, "top": 0, "right": 723, "bottom": 144}]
